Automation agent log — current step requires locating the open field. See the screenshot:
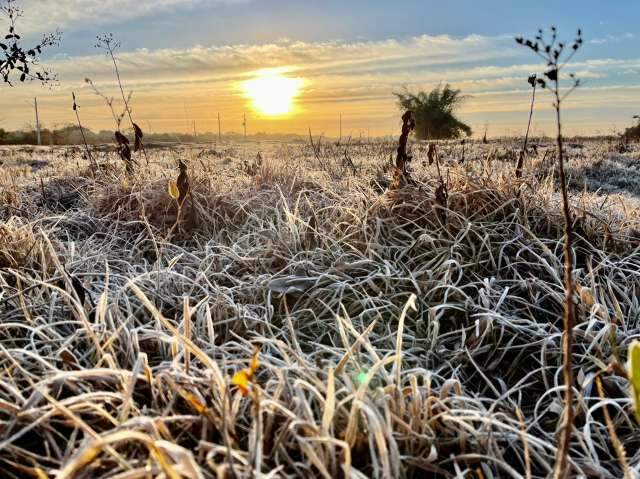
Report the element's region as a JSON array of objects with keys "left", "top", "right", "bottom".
[{"left": 1, "top": 138, "right": 640, "bottom": 478}]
